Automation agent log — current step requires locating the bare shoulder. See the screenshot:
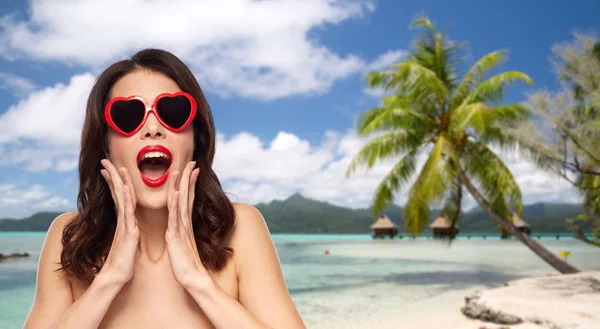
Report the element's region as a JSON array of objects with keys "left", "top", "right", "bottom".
[
  {"left": 227, "top": 203, "right": 306, "bottom": 328},
  {"left": 229, "top": 203, "right": 271, "bottom": 245},
  {"left": 44, "top": 211, "right": 78, "bottom": 255},
  {"left": 51, "top": 211, "right": 79, "bottom": 232},
  {"left": 22, "top": 211, "right": 79, "bottom": 329},
  {"left": 43, "top": 211, "right": 79, "bottom": 272},
  {"left": 228, "top": 203, "right": 273, "bottom": 270},
  {"left": 231, "top": 203, "right": 267, "bottom": 228}
]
